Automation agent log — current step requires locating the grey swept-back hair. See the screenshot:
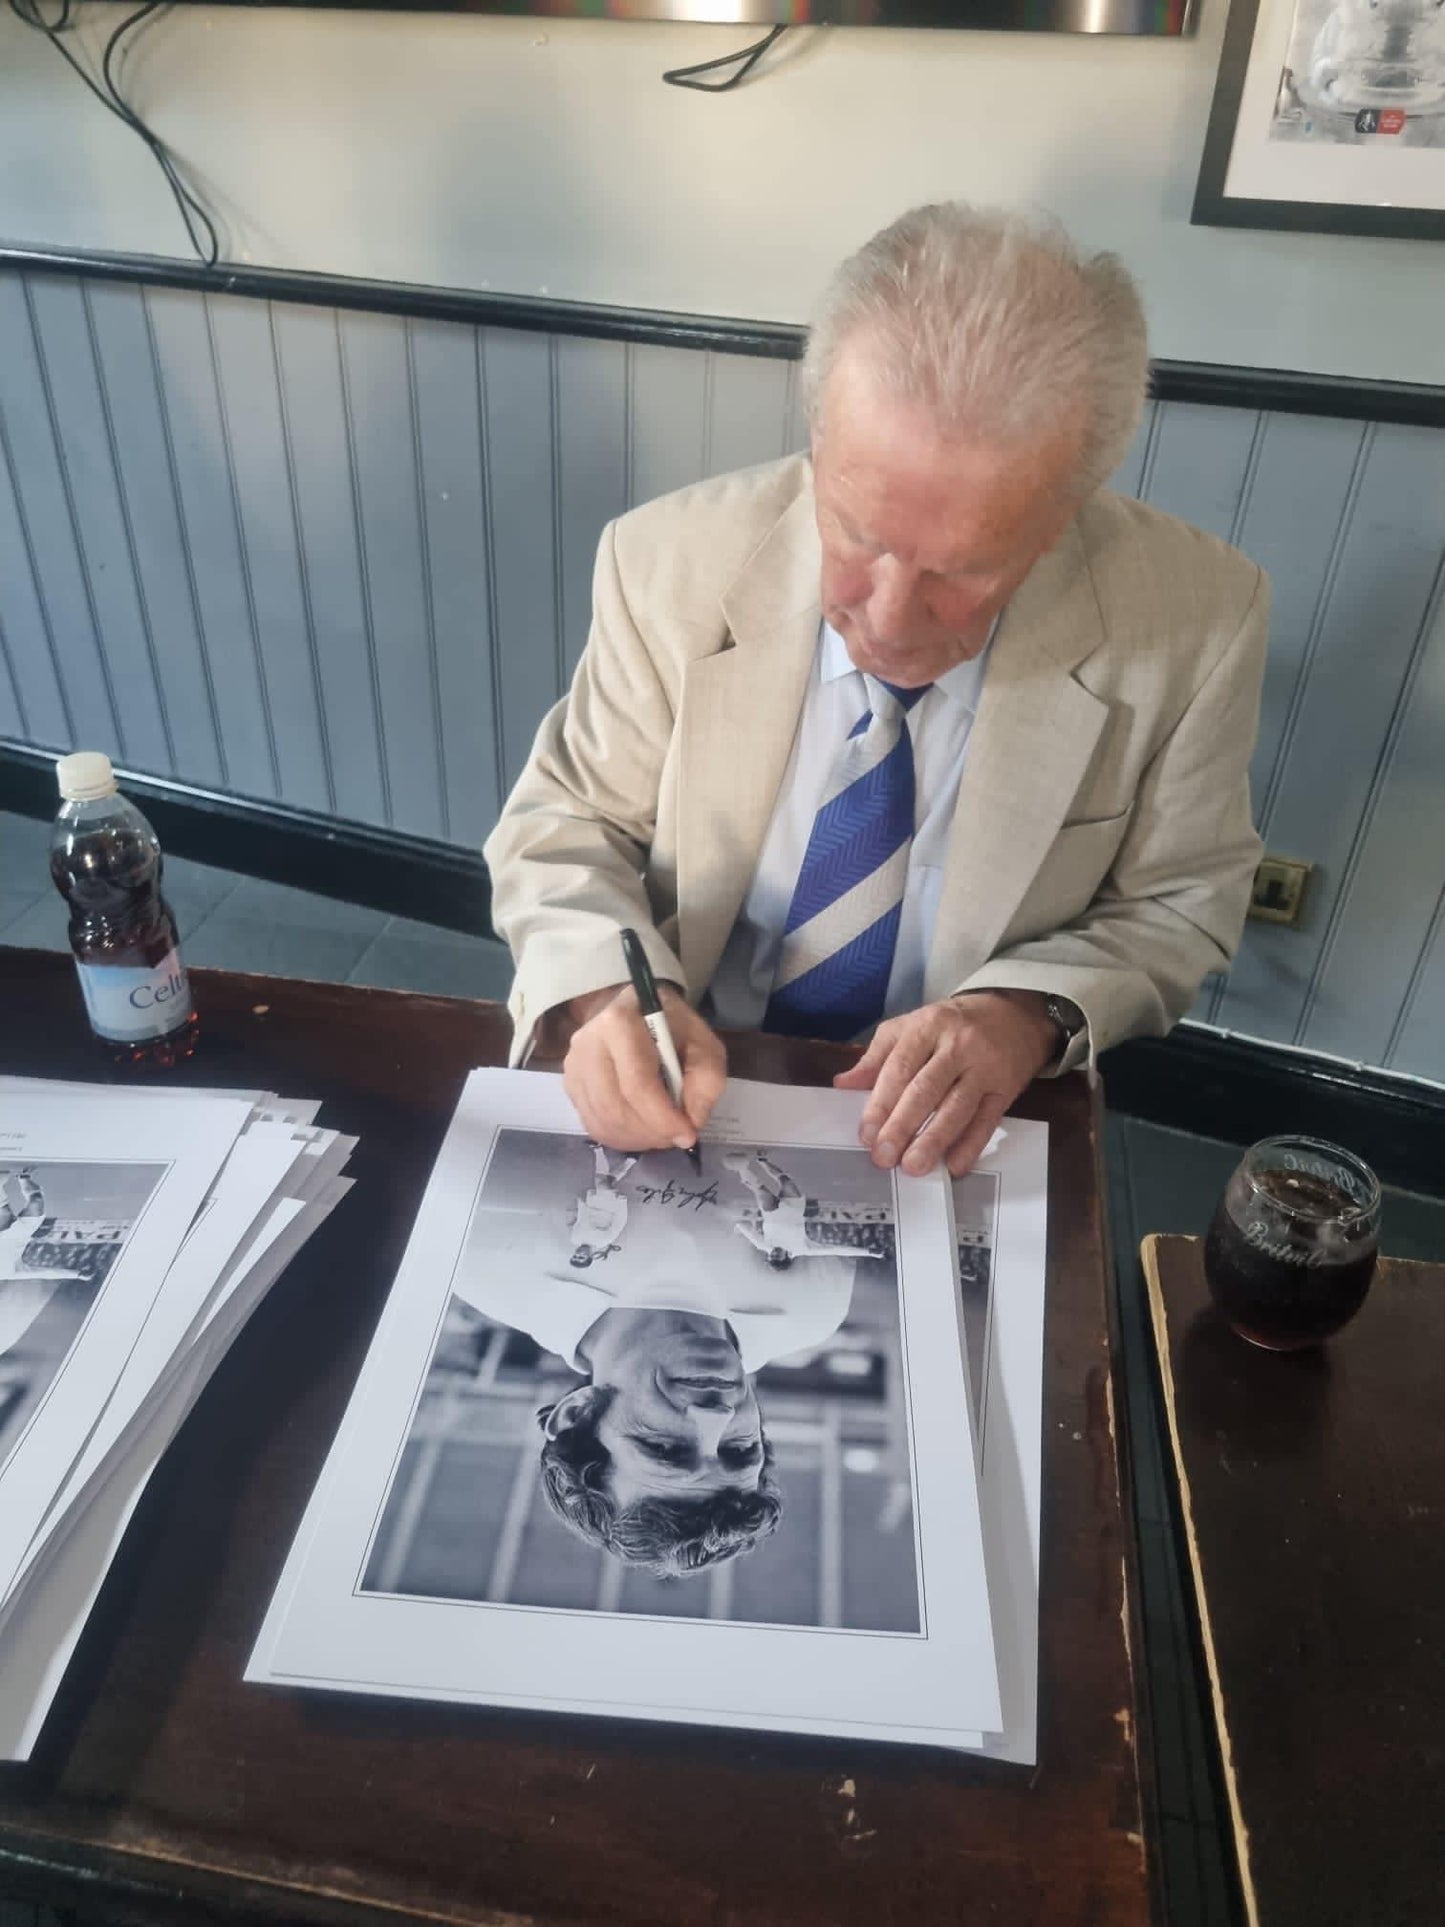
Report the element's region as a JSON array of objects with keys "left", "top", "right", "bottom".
[{"left": 803, "top": 203, "right": 1149, "bottom": 499}]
